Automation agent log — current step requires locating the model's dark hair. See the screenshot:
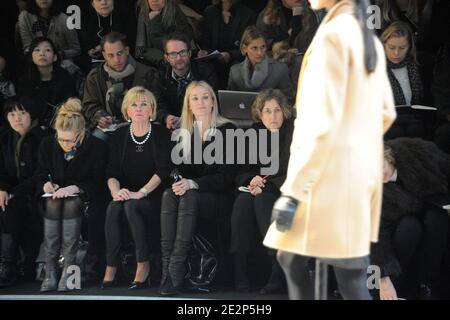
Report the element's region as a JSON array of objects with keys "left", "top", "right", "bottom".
[
  {"left": 355, "top": 0, "right": 378, "bottom": 73},
  {"left": 26, "top": 0, "right": 62, "bottom": 17}
]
